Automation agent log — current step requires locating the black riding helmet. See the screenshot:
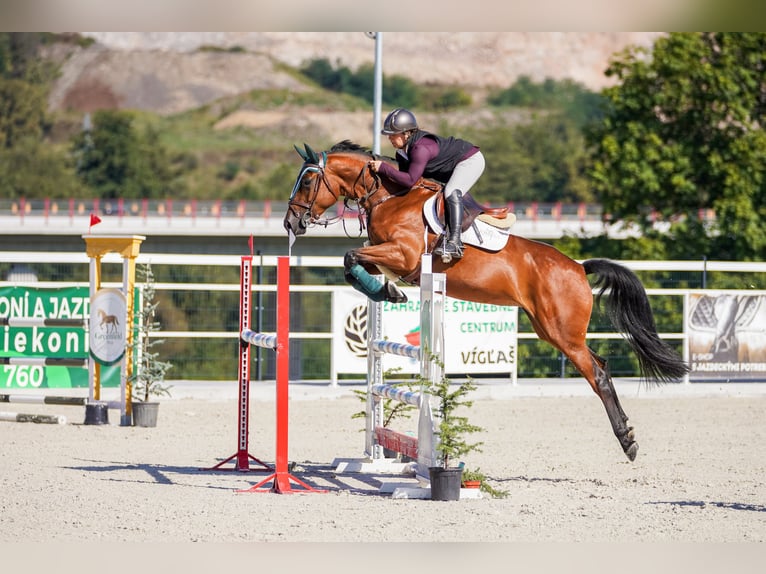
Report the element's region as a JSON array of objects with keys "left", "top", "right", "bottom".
[{"left": 381, "top": 108, "right": 418, "bottom": 135}]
